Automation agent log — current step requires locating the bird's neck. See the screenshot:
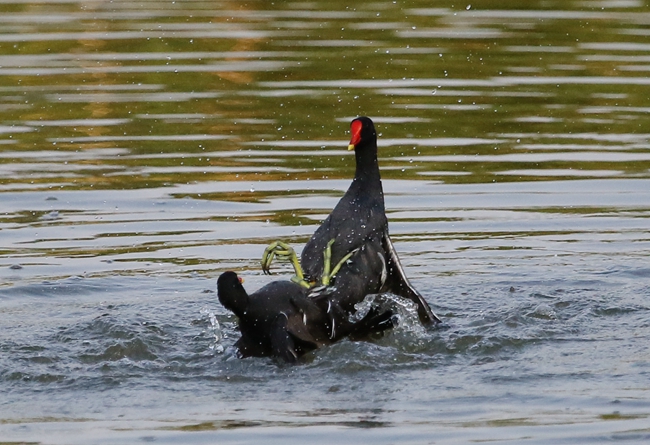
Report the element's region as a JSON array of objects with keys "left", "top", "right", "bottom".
[
  {"left": 354, "top": 143, "right": 381, "bottom": 185},
  {"left": 220, "top": 287, "right": 249, "bottom": 317}
]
